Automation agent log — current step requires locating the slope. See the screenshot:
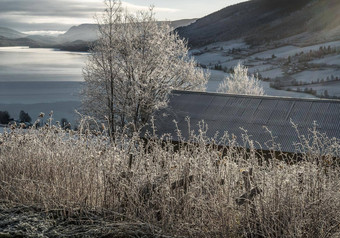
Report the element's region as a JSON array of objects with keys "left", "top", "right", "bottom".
[
  {"left": 176, "top": 0, "right": 340, "bottom": 47},
  {"left": 0, "top": 27, "right": 27, "bottom": 39}
]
